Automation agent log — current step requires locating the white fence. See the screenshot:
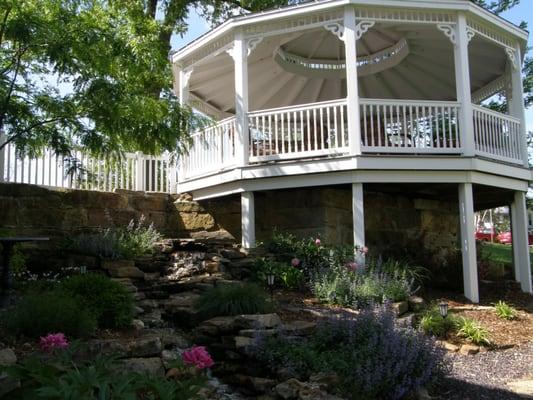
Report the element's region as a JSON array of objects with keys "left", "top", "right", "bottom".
[
  {"left": 473, "top": 105, "right": 523, "bottom": 165},
  {"left": 360, "top": 99, "right": 461, "bottom": 153},
  {"left": 0, "top": 140, "right": 175, "bottom": 193}
]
